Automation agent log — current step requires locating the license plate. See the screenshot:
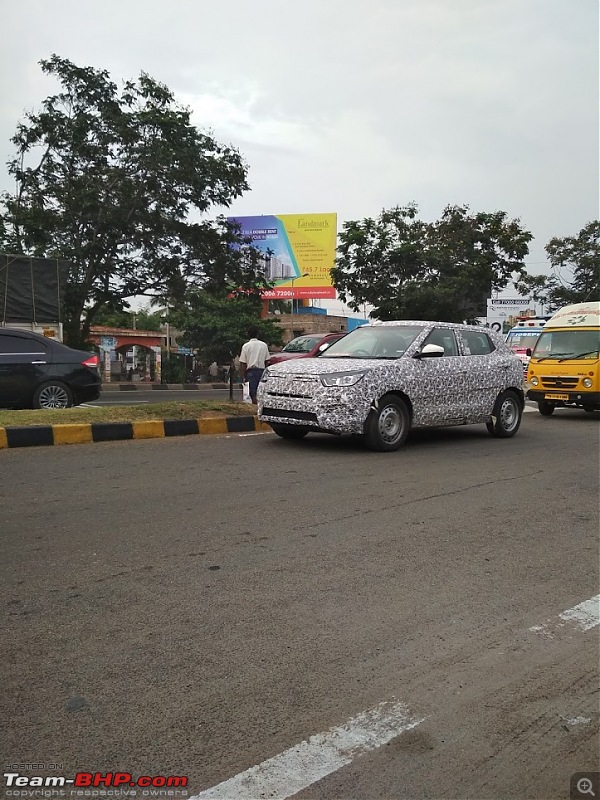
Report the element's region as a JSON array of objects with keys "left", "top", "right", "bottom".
[{"left": 545, "top": 393, "right": 569, "bottom": 400}]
